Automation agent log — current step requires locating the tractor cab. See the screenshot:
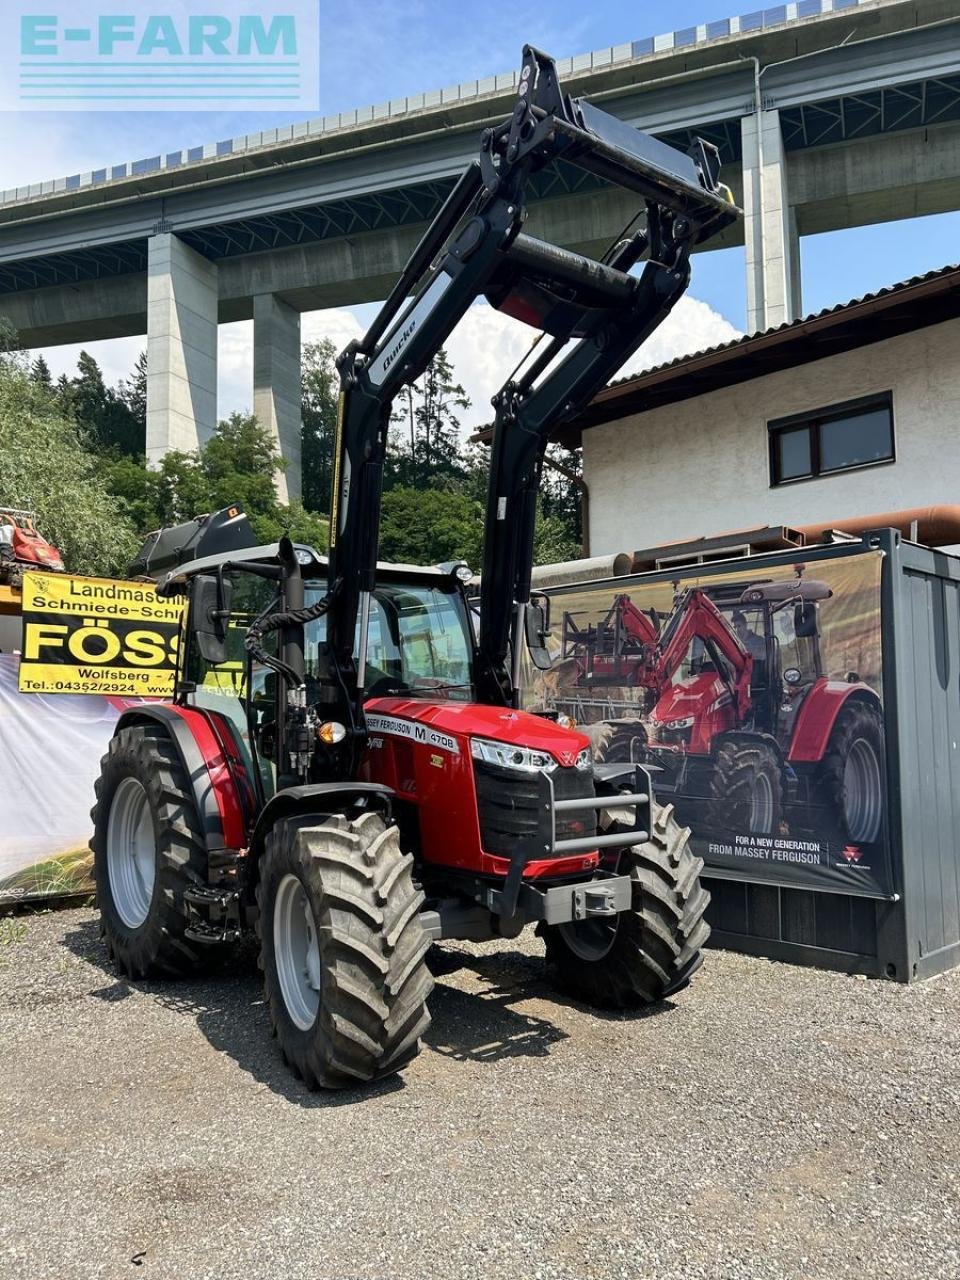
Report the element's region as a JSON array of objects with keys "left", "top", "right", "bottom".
[
  {"left": 703, "top": 577, "right": 833, "bottom": 740},
  {"left": 165, "top": 540, "right": 478, "bottom": 804}
]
